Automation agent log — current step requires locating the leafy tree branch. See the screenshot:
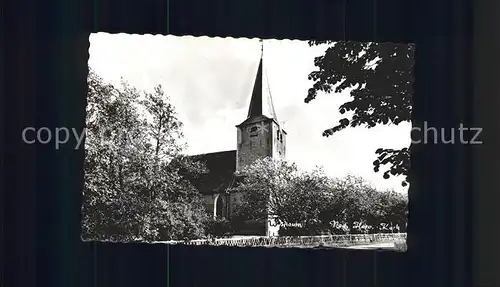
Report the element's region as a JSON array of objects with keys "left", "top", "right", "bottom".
[{"left": 306, "top": 41, "right": 414, "bottom": 186}]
